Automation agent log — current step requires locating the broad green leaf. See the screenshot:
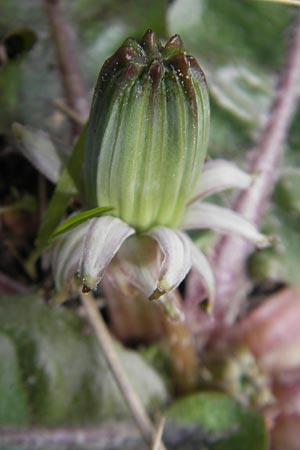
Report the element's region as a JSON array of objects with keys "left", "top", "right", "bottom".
[
  {"left": 168, "top": 0, "right": 288, "bottom": 68},
  {"left": 0, "top": 334, "right": 29, "bottom": 425},
  {"left": 36, "top": 125, "right": 87, "bottom": 249},
  {"left": 50, "top": 206, "right": 113, "bottom": 241},
  {"left": 165, "top": 391, "right": 268, "bottom": 450},
  {"left": 0, "top": 294, "right": 168, "bottom": 426}
]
